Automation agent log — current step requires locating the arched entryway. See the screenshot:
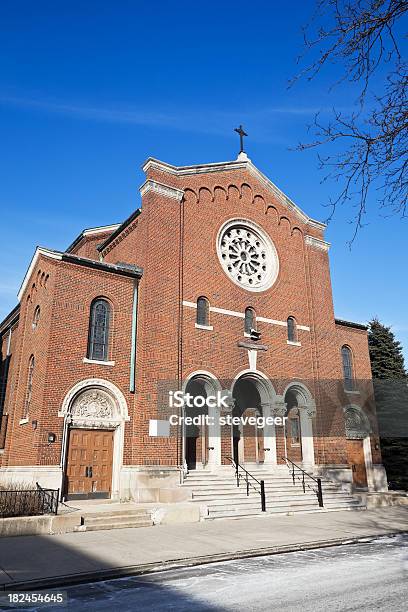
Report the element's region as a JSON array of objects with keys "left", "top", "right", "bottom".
[
  {"left": 183, "top": 372, "right": 221, "bottom": 471},
  {"left": 231, "top": 372, "right": 276, "bottom": 467},
  {"left": 283, "top": 383, "right": 315, "bottom": 468},
  {"left": 59, "top": 378, "right": 129, "bottom": 500}
]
